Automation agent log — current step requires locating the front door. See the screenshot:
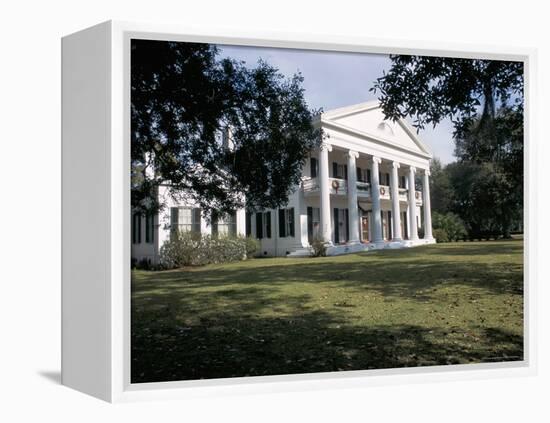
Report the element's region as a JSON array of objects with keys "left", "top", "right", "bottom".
[{"left": 361, "top": 215, "right": 370, "bottom": 242}]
